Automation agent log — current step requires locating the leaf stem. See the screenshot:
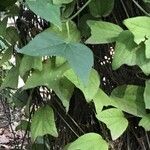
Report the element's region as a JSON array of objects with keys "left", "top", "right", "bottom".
[
  {"left": 132, "top": 0, "right": 150, "bottom": 16},
  {"left": 66, "top": 21, "right": 70, "bottom": 41},
  {"left": 69, "top": 0, "right": 92, "bottom": 20}
]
